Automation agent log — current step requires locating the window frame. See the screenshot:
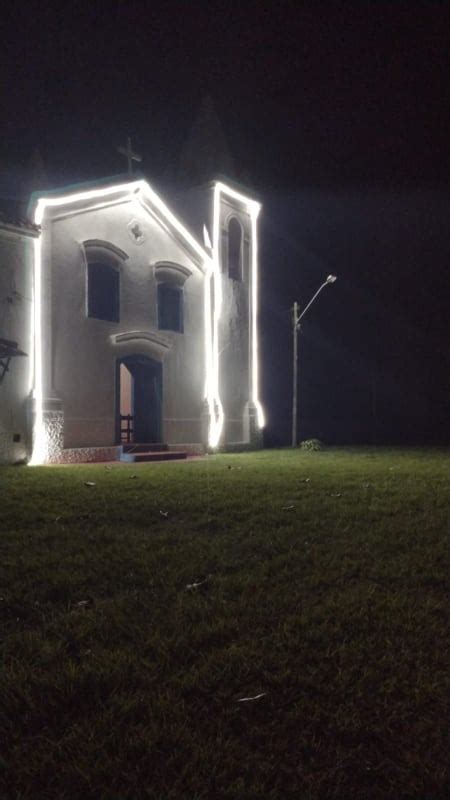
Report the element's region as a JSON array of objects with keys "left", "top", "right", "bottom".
[{"left": 83, "top": 241, "right": 128, "bottom": 324}]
